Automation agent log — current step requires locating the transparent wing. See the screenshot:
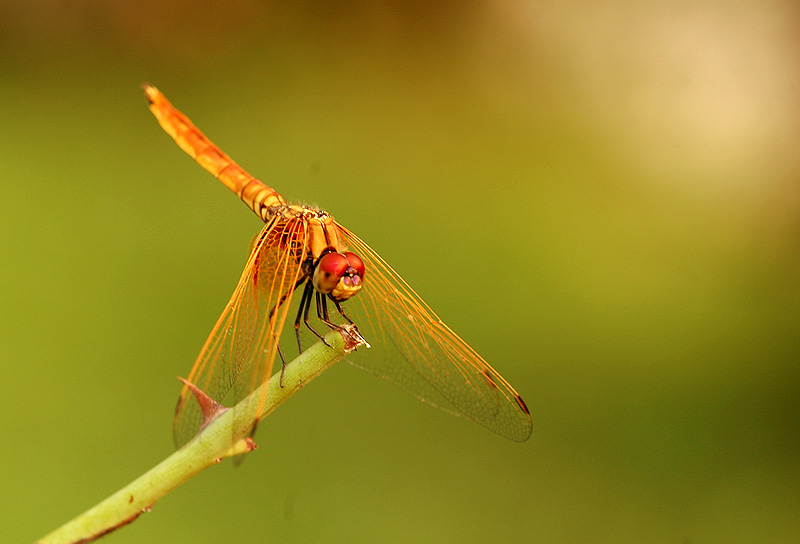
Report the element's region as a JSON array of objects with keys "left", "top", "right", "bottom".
[
  {"left": 173, "top": 216, "right": 307, "bottom": 448},
  {"left": 335, "top": 224, "right": 532, "bottom": 442}
]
